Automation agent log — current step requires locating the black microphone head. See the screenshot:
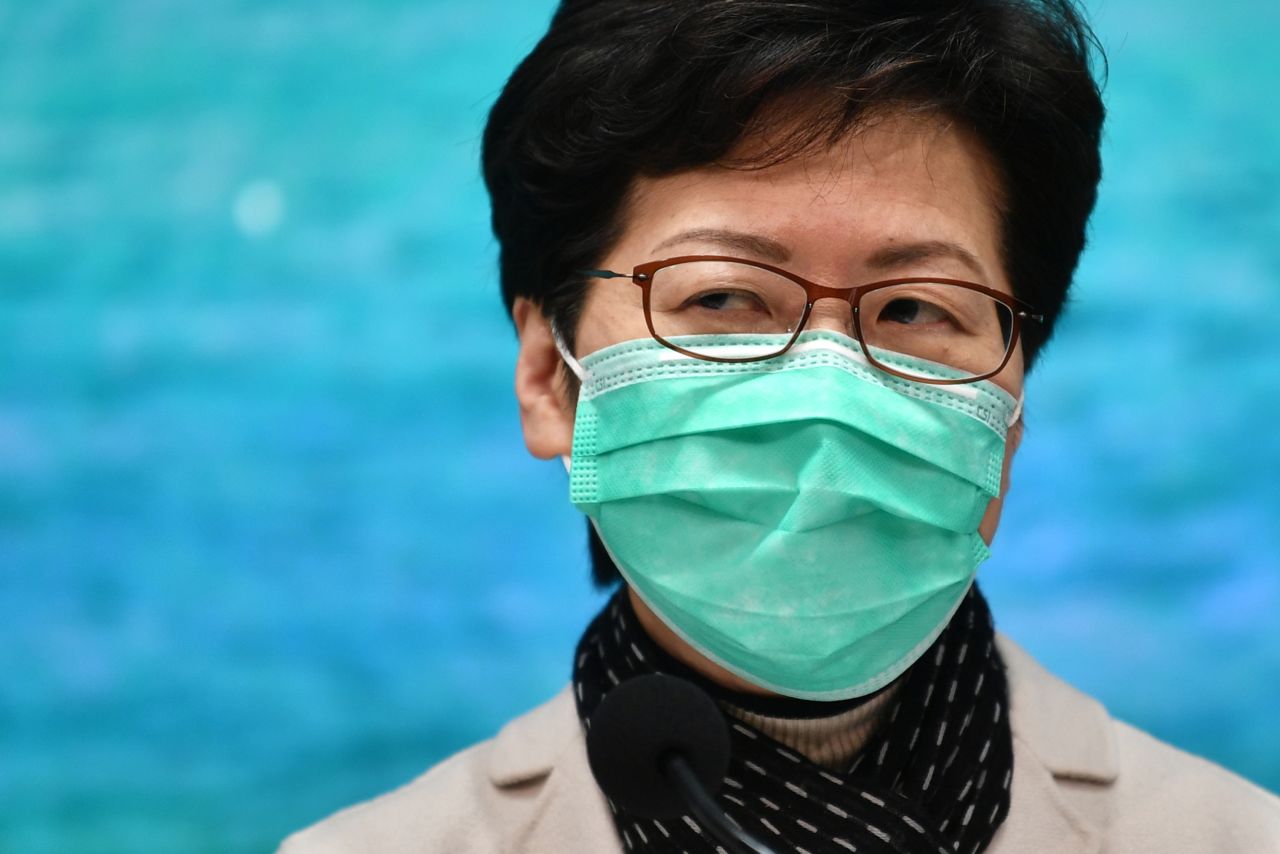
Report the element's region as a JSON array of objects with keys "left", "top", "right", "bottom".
[{"left": 585, "top": 673, "right": 731, "bottom": 818}]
